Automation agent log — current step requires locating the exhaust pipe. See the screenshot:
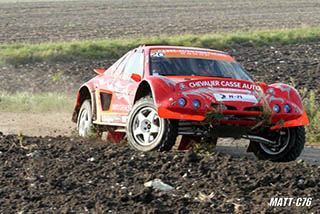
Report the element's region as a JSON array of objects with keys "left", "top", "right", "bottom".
[{"left": 242, "top": 135, "right": 277, "bottom": 146}]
